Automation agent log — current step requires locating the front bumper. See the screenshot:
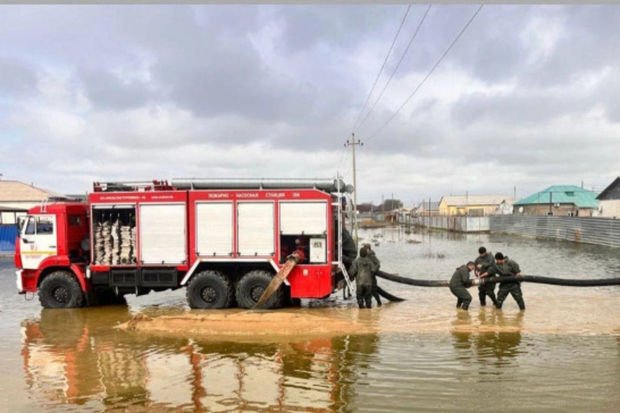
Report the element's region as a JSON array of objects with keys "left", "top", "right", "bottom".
[{"left": 16, "top": 269, "right": 24, "bottom": 294}]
